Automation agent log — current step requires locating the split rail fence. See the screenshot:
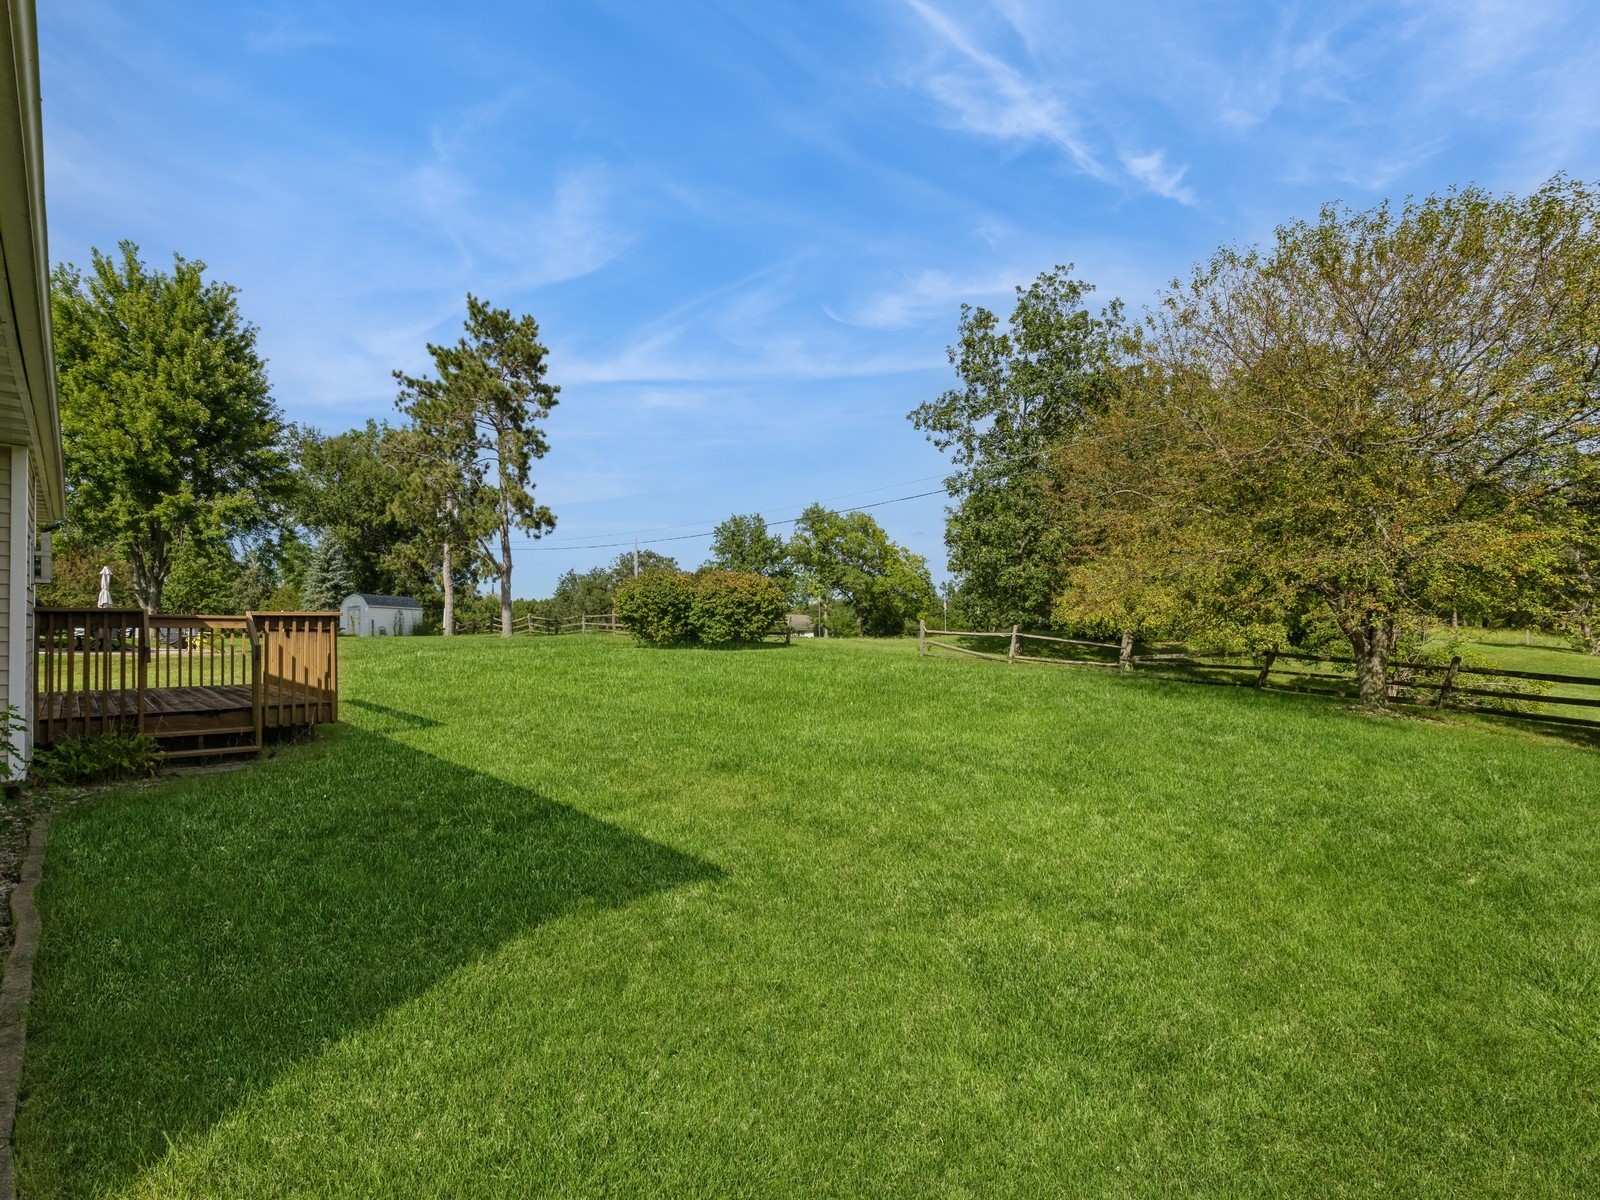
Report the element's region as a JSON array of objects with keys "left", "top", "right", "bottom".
[
  {"left": 918, "top": 621, "right": 1600, "bottom": 732},
  {"left": 521, "top": 613, "right": 624, "bottom": 635}
]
